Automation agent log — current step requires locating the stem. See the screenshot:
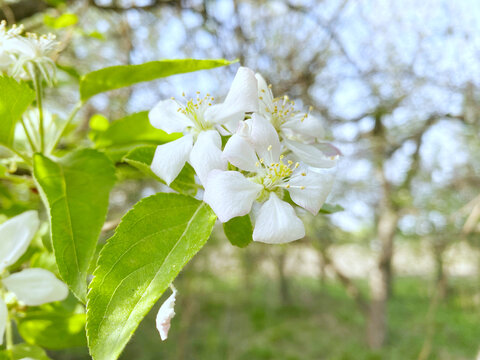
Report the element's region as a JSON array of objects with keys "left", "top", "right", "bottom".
[
  {"left": 20, "top": 118, "right": 37, "bottom": 153},
  {"left": 30, "top": 63, "right": 45, "bottom": 153},
  {"left": 0, "top": 286, "right": 14, "bottom": 355},
  {"left": 5, "top": 313, "right": 13, "bottom": 351},
  {"left": 9, "top": 148, "right": 32, "bottom": 166},
  {"left": 51, "top": 101, "right": 82, "bottom": 151}
]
